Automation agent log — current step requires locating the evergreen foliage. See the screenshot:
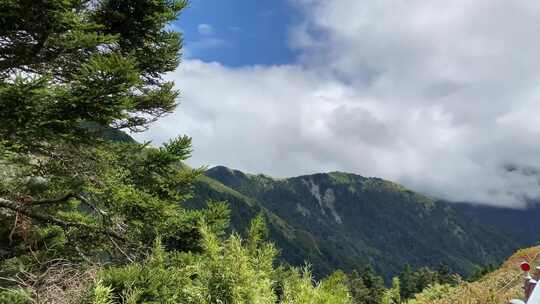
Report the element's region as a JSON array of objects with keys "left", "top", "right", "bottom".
[
  {"left": 346, "top": 267, "right": 386, "bottom": 304},
  {"left": 0, "top": 288, "right": 30, "bottom": 304},
  {"left": 381, "top": 278, "right": 401, "bottom": 304},
  {"left": 467, "top": 263, "right": 499, "bottom": 282},
  {"left": 397, "top": 264, "right": 460, "bottom": 300},
  {"left": 95, "top": 219, "right": 352, "bottom": 304},
  {"left": 0, "top": 0, "right": 195, "bottom": 264},
  {"left": 341, "top": 264, "right": 458, "bottom": 304}
]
